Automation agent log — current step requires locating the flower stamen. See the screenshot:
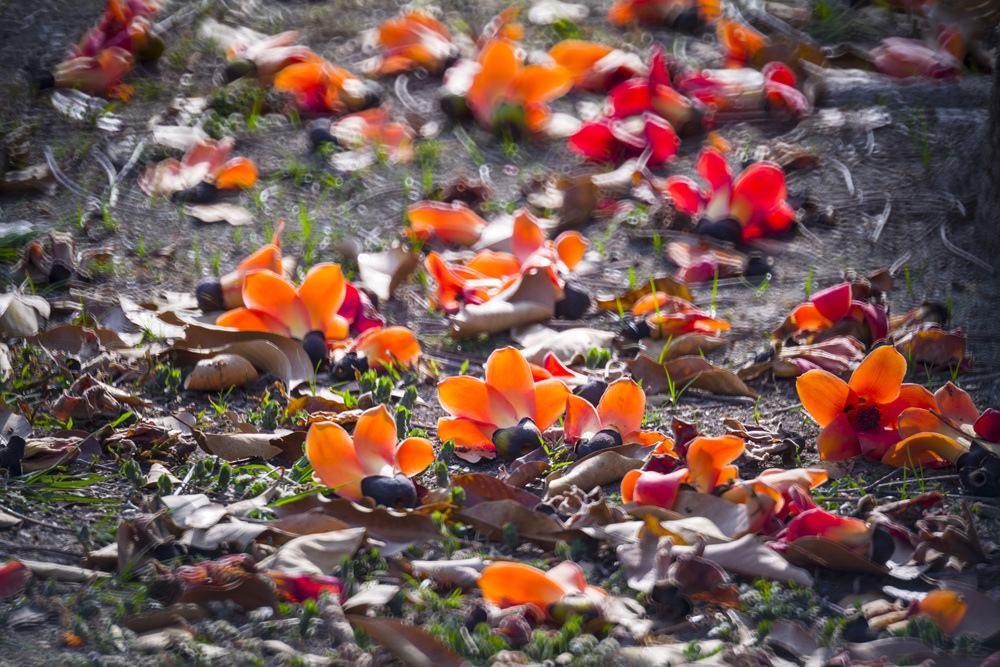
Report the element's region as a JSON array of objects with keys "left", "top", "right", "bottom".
[{"left": 846, "top": 404, "right": 882, "bottom": 433}]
